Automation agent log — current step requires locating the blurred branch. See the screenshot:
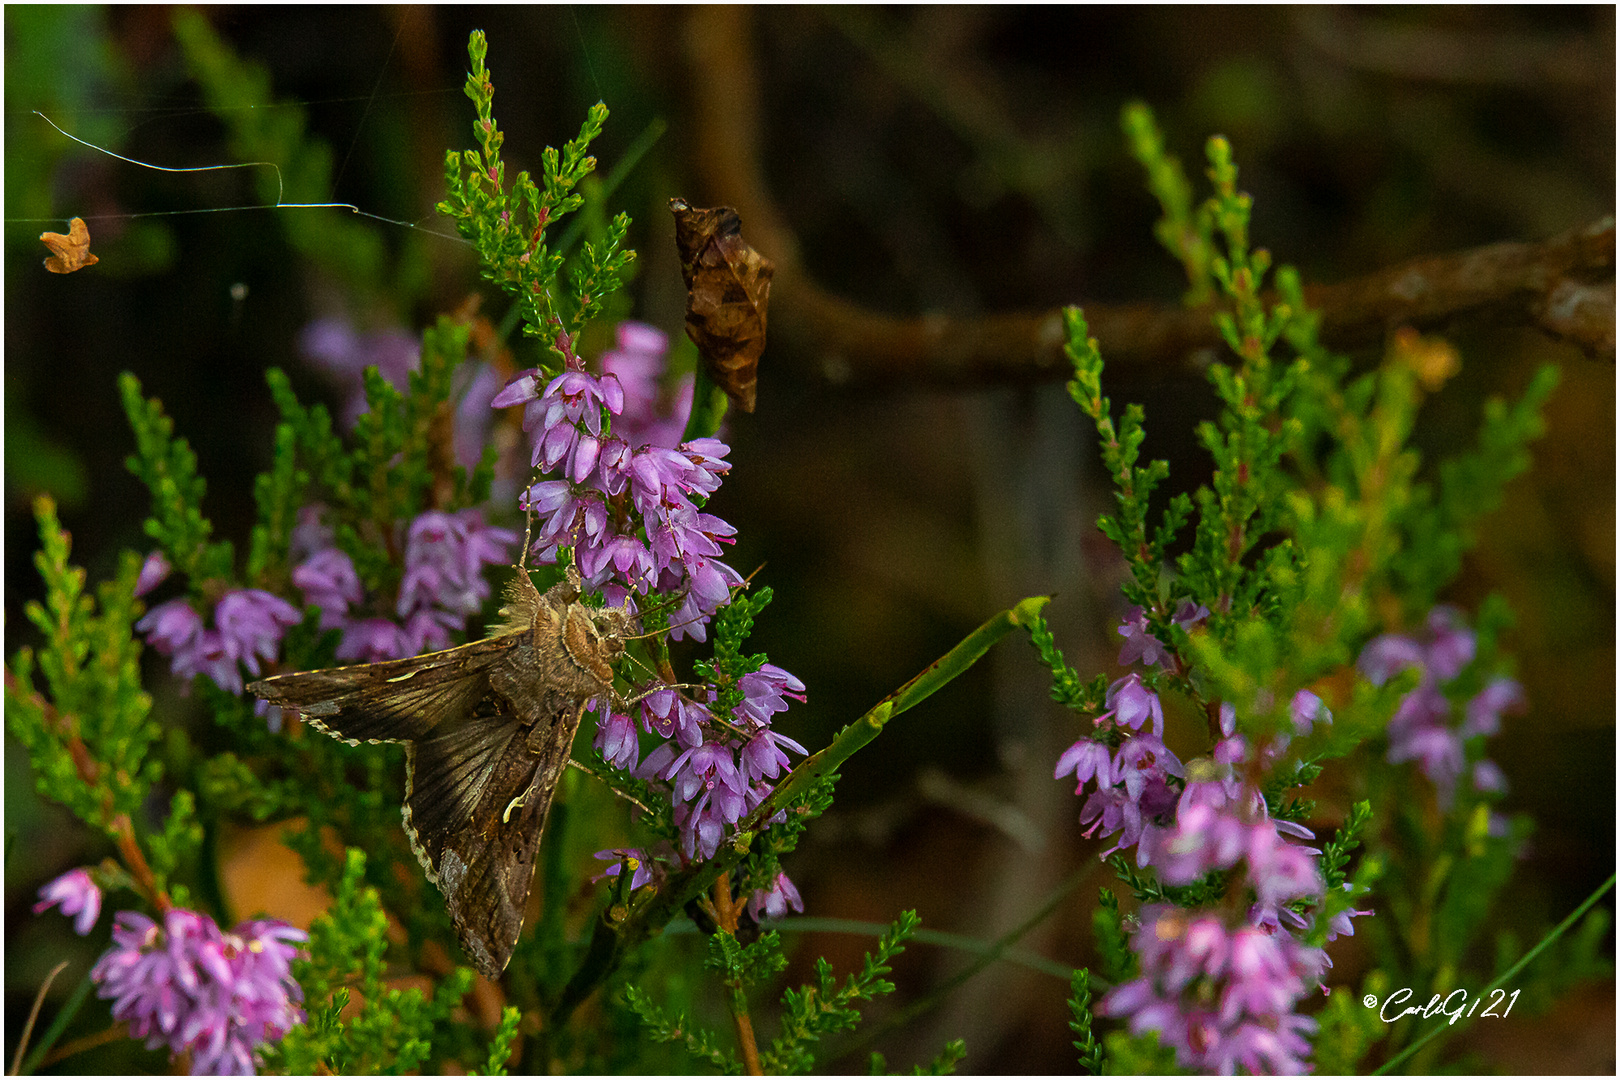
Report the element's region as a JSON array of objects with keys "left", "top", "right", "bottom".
[
  {"left": 682, "top": 7, "right": 1615, "bottom": 394},
  {"left": 1293, "top": 8, "right": 1608, "bottom": 88}
]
